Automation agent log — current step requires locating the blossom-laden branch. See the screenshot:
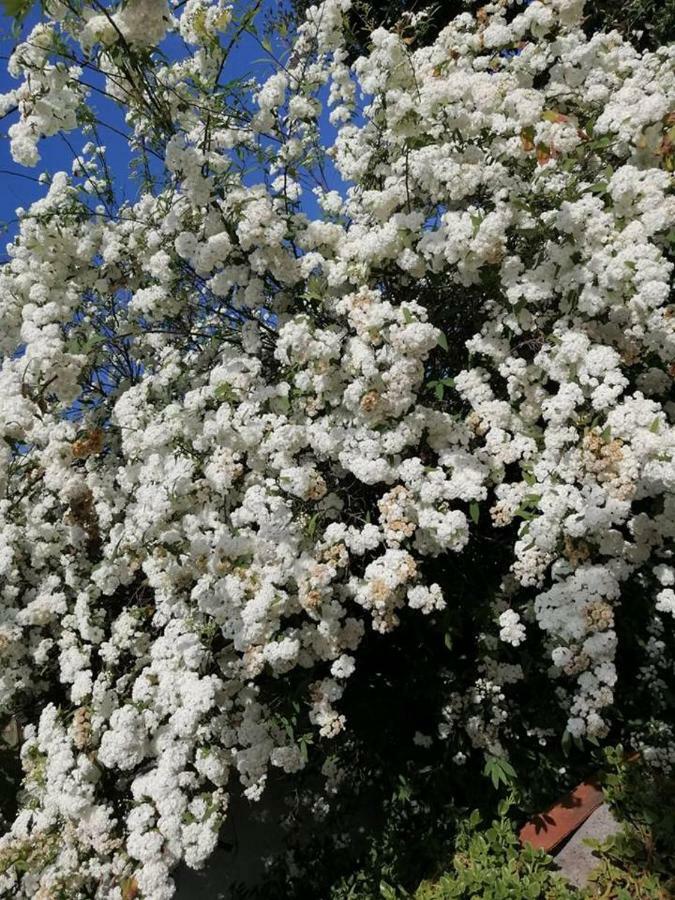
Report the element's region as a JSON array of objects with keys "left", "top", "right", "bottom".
[{"left": 0, "top": 0, "right": 673, "bottom": 897}]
